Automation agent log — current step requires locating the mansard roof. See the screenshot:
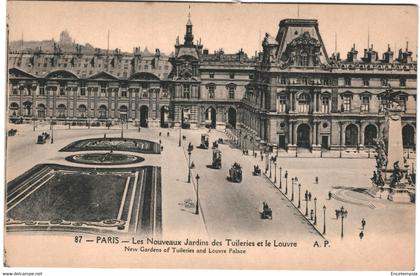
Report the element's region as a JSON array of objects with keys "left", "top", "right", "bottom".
[{"left": 274, "top": 18, "right": 329, "bottom": 64}]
